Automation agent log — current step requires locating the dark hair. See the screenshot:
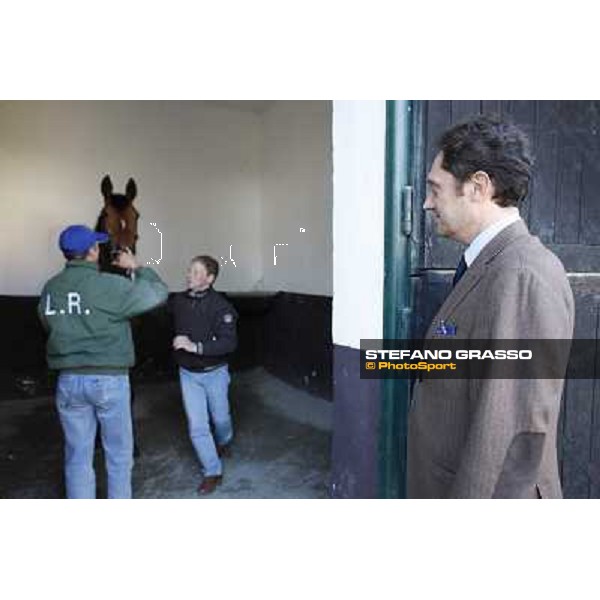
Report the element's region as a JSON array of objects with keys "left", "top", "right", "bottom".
[
  {"left": 192, "top": 255, "right": 219, "bottom": 281},
  {"left": 437, "top": 115, "right": 534, "bottom": 207}
]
